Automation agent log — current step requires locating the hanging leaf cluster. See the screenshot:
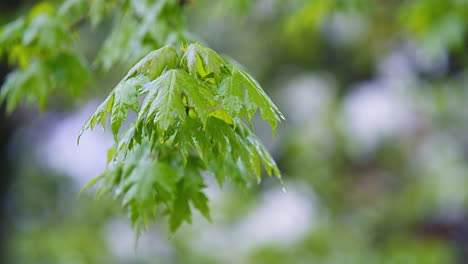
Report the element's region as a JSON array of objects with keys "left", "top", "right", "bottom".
[{"left": 79, "top": 43, "right": 284, "bottom": 233}]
